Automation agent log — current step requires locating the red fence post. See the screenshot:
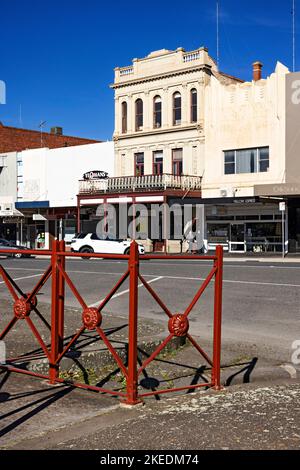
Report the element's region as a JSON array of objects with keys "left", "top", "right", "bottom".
[
  {"left": 212, "top": 245, "right": 223, "bottom": 390},
  {"left": 58, "top": 240, "right": 65, "bottom": 355},
  {"left": 125, "top": 241, "right": 140, "bottom": 405},
  {"left": 49, "top": 240, "right": 60, "bottom": 384}
]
